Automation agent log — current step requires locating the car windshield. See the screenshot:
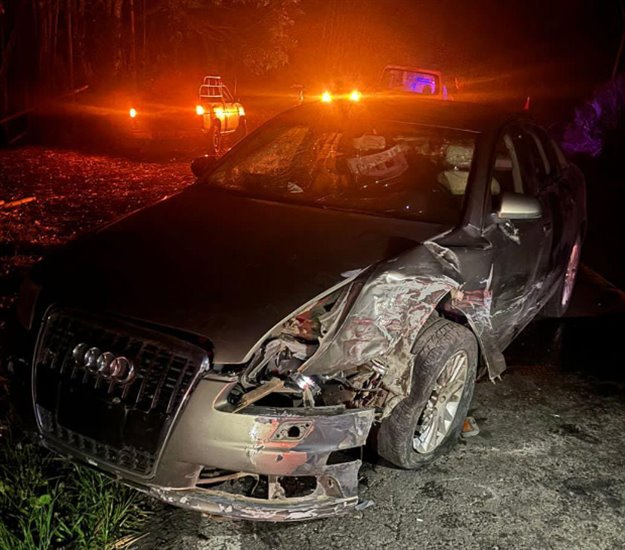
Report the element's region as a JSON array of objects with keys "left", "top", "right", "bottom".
[{"left": 205, "top": 105, "right": 477, "bottom": 224}]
